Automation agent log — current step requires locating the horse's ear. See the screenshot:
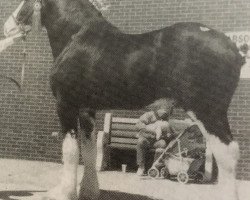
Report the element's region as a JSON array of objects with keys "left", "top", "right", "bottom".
[
  {"left": 32, "top": 0, "right": 42, "bottom": 32},
  {"left": 41, "top": 0, "right": 46, "bottom": 7}
]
